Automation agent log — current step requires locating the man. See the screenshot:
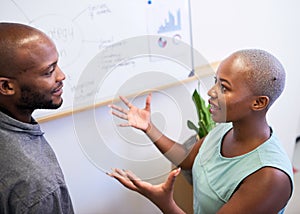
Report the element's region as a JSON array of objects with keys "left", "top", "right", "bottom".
[{"left": 0, "top": 22, "right": 74, "bottom": 213}]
